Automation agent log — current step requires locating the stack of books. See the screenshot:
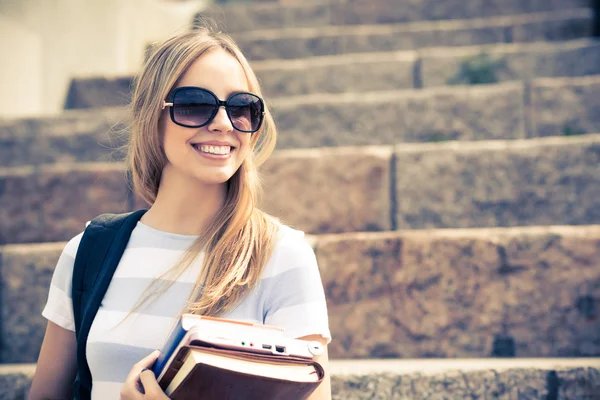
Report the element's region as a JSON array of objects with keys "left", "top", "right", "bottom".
[{"left": 152, "top": 315, "right": 325, "bottom": 400}]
